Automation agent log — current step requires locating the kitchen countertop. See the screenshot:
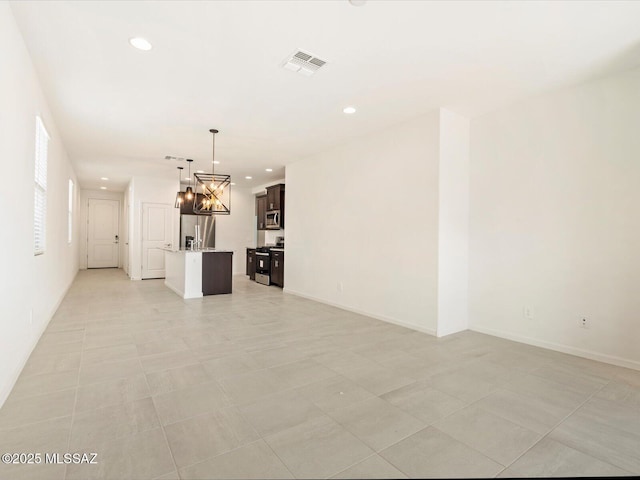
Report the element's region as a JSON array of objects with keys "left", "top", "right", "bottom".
[{"left": 164, "top": 248, "right": 234, "bottom": 253}]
